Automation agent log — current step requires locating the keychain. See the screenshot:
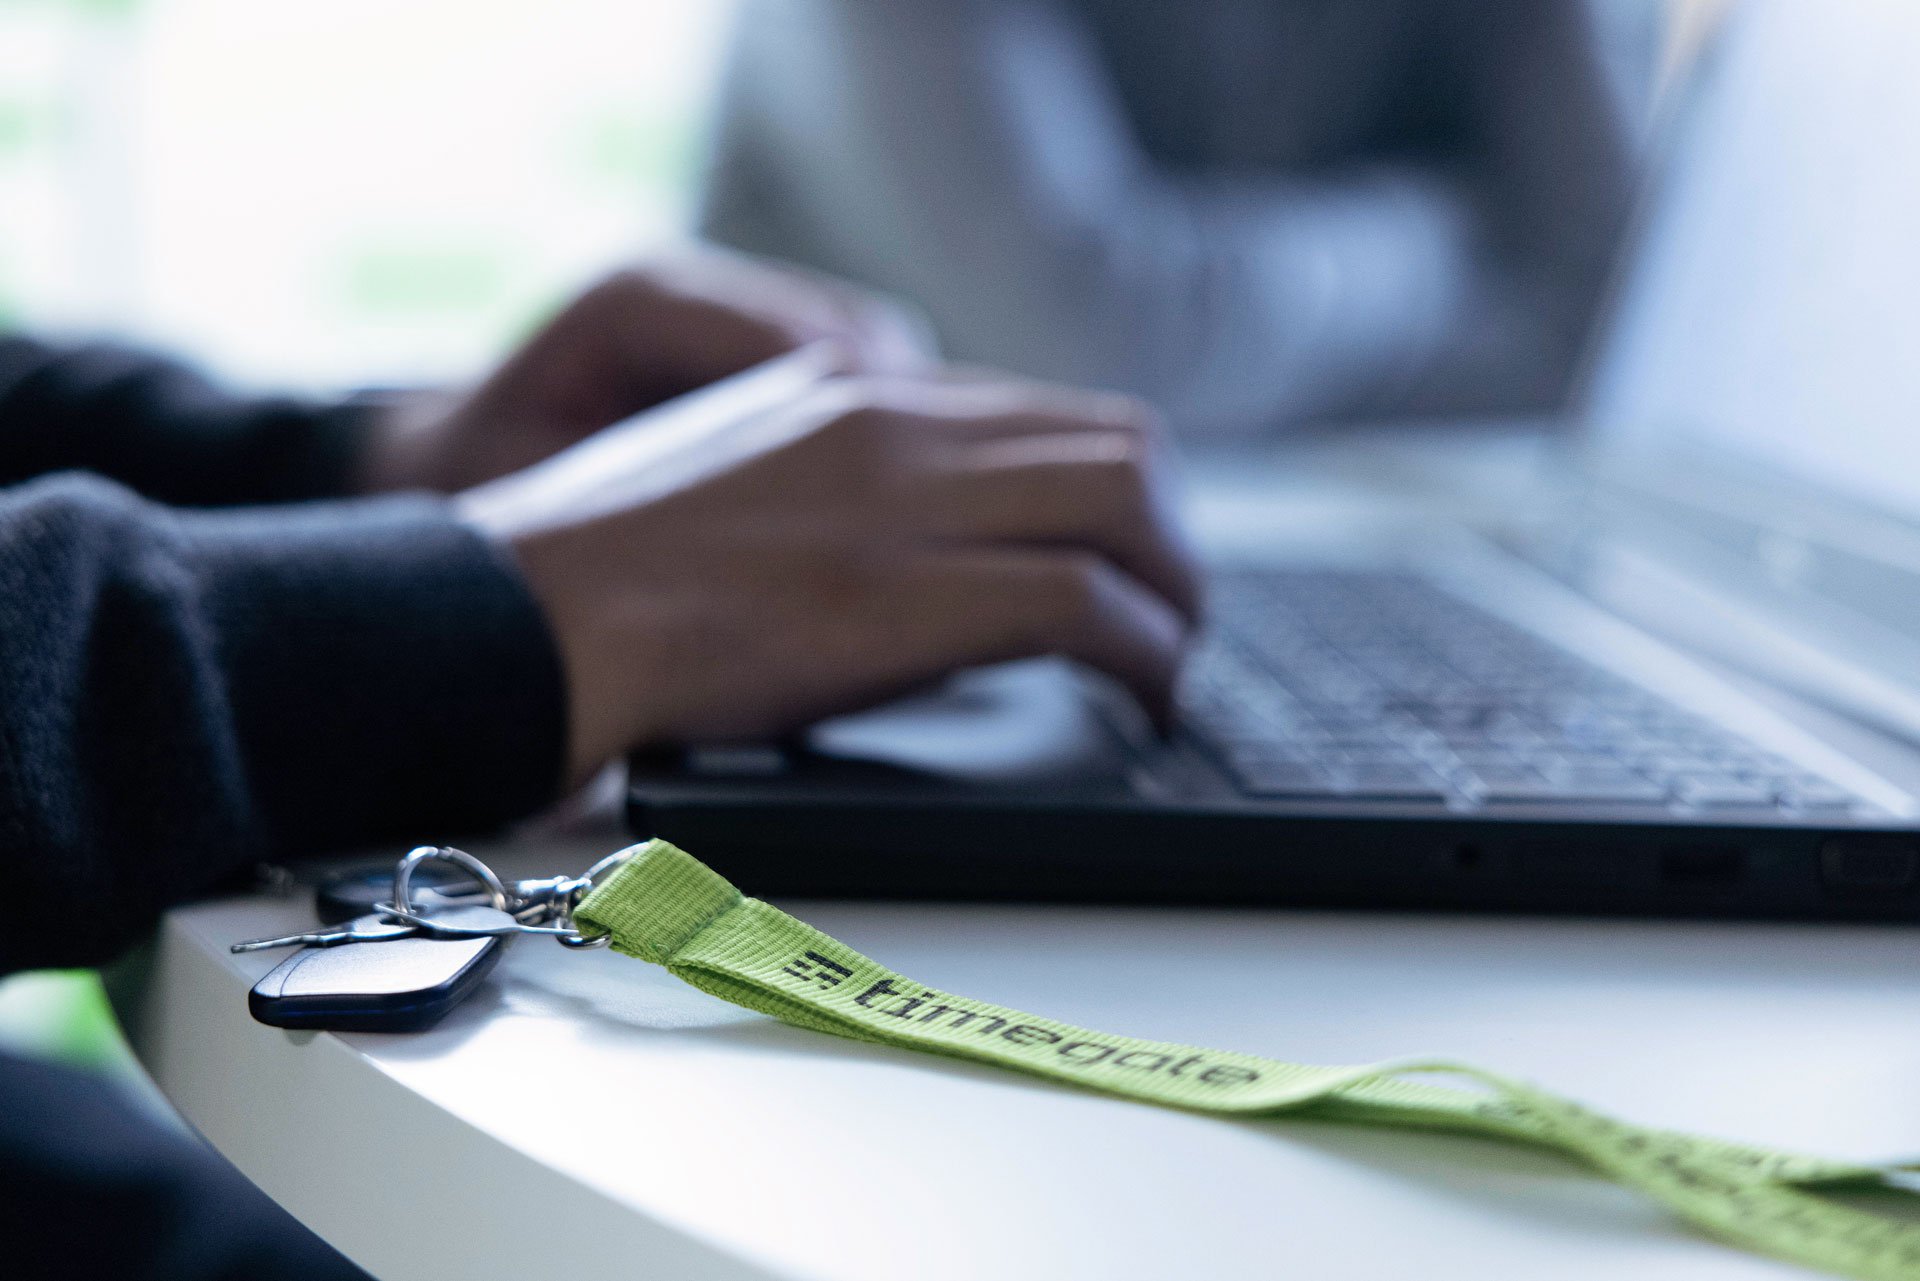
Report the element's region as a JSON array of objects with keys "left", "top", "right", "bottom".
[
  {"left": 232, "top": 844, "right": 625, "bottom": 1032},
  {"left": 235, "top": 838, "right": 1920, "bottom": 1281}
]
